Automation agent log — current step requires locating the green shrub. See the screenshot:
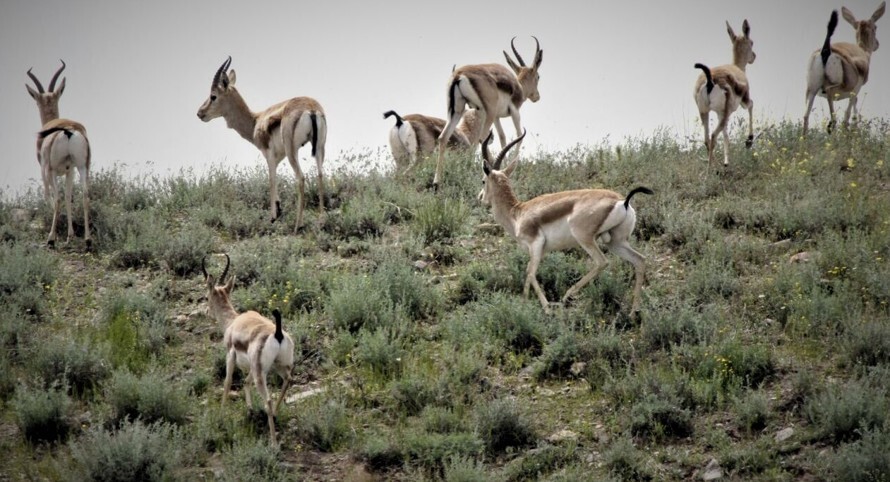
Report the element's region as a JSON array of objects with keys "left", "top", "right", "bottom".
[
  {"left": 412, "top": 197, "right": 468, "bottom": 244},
  {"left": 0, "top": 243, "right": 58, "bottom": 318},
  {"left": 355, "top": 327, "right": 405, "bottom": 380},
  {"left": 11, "top": 383, "right": 72, "bottom": 444},
  {"left": 733, "top": 390, "right": 771, "bottom": 434},
  {"left": 843, "top": 321, "right": 890, "bottom": 368},
  {"left": 390, "top": 374, "right": 437, "bottom": 416},
  {"left": 422, "top": 406, "right": 466, "bottom": 434},
  {"left": 642, "top": 303, "right": 714, "bottom": 352},
  {"left": 534, "top": 332, "right": 582, "bottom": 381},
  {"left": 805, "top": 380, "right": 888, "bottom": 443},
  {"left": 294, "top": 399, "right": 352, "bottom": 452},
  {"left": 502, "top": 444, "right": 577, "bottom": 481},
  {"left": 193, "top": 406, "right": 240, "bottom": 453},
  {"left": 374, "top": 259, "right": 443, "bottom": 320},
  {"left": 474, "top": 295, "right": 547, "bottom": 356},
  {"left": 629, "top": 394, "right": 694, "bottom": 441},
  {"left": 68, "top": 420, "right": 184, "bottom": 482},
  {"left": 321, "top": 193, "right": 387, "bottom": 239},
  {"left": 0, "top": 306, "right": 30, "bottom": 361},
  {"left": 99, "top": 289, "right": 169, "bottom": 370},
  {"left": 358, "top": 433, "right": 404, "bottom": 472},
  {"left": 444, "top": 456, "right": 491, "bottom": 482},
  {"left": 327, "top": 274, "right": 397, "bottom": 332},
  {"left": 31, "top": 337, "right": 110, "bottom": 397},
  {"left": 106, "top": 369, "right": 190, "bottom": 426},
  {"left": 454, "top": 260, "right": 520, "bottom": 304},
  {"left": 474, "top": 398, "right": 537, "bottom": 455},
  {"left": 222, "top": 438, "right": 288, "bottom": 482},
  {"left": 160, "top": 222, "right": 215, "bottom": 276},
  {"left": 601, "top": 437, "right": 653, "bottom": 481},
  {"left": 826, "top": 428, "right": 890, "bottom": 482},
  {"left": 402, "top": 431, "right": 485, "bottom": 472}
]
